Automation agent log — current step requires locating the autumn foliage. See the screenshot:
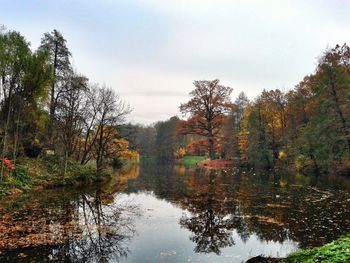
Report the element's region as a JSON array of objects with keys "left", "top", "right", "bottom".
[
  {"left": 178, "top": 79, "right": 233, "bottom": 159},
  {"left": 2, "top": 159, "right": 14, "bottom": 170}
]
